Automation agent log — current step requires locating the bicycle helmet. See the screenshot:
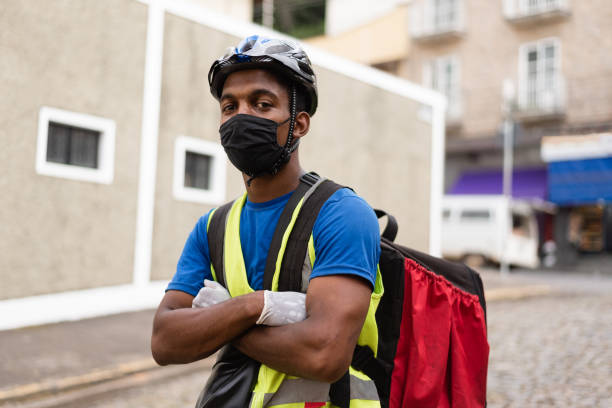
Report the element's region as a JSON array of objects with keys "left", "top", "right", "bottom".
[{"left": 208, "top": 35, "right": 318, "bottom": 116}]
